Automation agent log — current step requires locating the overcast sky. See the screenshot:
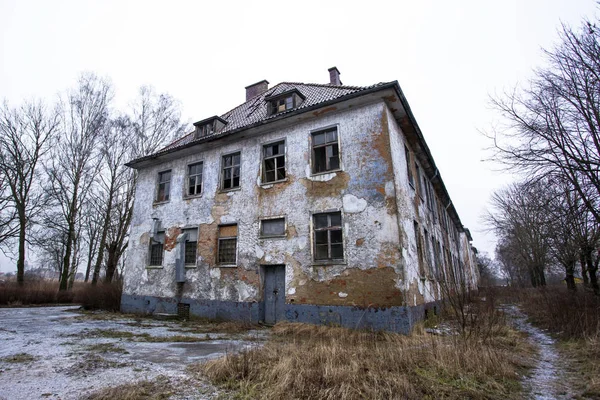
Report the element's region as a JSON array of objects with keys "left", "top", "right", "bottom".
[{"left": 0, "top": 0, "right": 598, "bottom": 273}]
